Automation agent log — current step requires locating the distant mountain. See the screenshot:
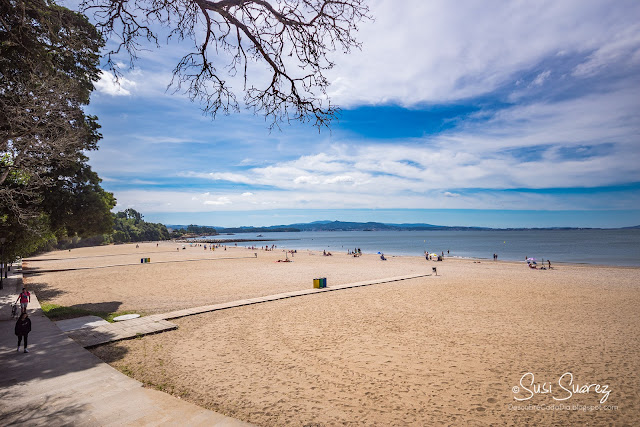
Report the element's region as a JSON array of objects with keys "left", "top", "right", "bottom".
[
  {"left": 166, "top": 220, "right": 640, "bottom": 234},
  {"left": 286, "top": 221, "right": 463, "bottom": 231},
  {"left": 167, "top": 220, "right": 488, "bottom": 233}
]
